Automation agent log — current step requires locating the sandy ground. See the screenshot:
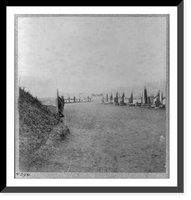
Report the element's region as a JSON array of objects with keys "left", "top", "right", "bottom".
[{"left": 29, "top": 102, "right": 166, "bottom": 173}]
